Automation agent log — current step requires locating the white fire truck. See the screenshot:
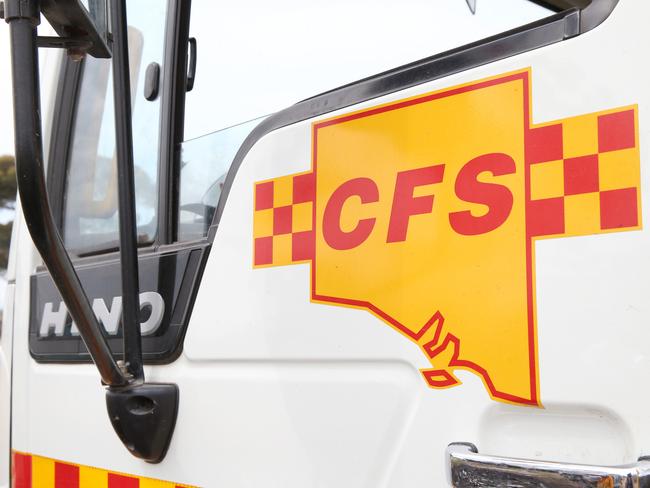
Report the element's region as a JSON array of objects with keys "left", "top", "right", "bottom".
[{"left": 1, "top": 0, "right": 648, "bottom": 486}]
